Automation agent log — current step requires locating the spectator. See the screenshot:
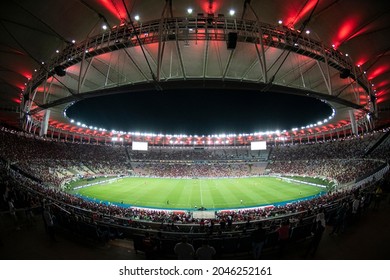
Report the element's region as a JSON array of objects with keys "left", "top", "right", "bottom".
[
  {"left": 305, "top": 220, "right": 325, "bottom": 258},
  {"left": 251, "top": 223, "right": 267, "bottom": 259},
  {"left": 8, "top": 199, "right": 20, "bottom": 230},
  {"left": 330, "top": 201, "right": 348, "bottom": 235},
  {"left": 195, "top": 239, "right": 216, "bottom": 260},
  {"left": 316, "top": 208, "right": 326, "bottom": 228},
  {"left": 373, "top": 185, "right": 383, "bottom": 209},
  {"left": 174, "top": 235, "right": 195, "bottom": 260},
  {"left": 142, "top": 232, "right": 156, "bottom": 259},
  {"left": 43, "top": 205, "right": 56, "bottom": 241},
  {"left": 277, "top": 220, "right": 290, "bottom": 258}
]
